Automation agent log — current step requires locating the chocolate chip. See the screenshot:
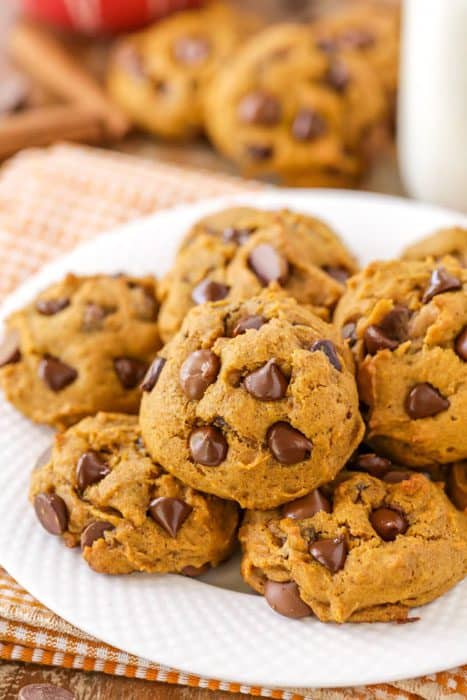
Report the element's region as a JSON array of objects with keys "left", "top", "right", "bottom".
[
  {"left": 82, "top": 303, "right": 114, "bottom": 331},
  {"left": 173, "top": 36, "right": 210, "bottom": 64},
  {"left": 35, "top": 297, "right": 70, "bottom": 316},
  {"left": 309, "top": 537, "right": 347, "bottom": 573},
  {"left": 248, "top": 244, "right": 289, "bottom": 286},
  {"left": 34, "top": 493, "right": 68, "bottom": 535},
  {"left": 245, "top": 144, "right": 274, "bottom": 161},
  {"left": 192, "top": 279, "right": 230, "bottom": 305},
  {"left": 448, "top": 463, "right": 467, "bottom": 510},
  {"left": 0, "top": 329, "right": 21, "bottom": 367},
  {"left": 18, "top": 684, "right": 75, "bottom": 700},
  {"left": 341, "top": 321, "right": 357, "bottom": 346},
  {"left": 310, "top": 339, "right": 342, "bottom": 371},
  {"left": 76, "top": 451, "right": 110, "bottom": 491},
  {"left": 370, "top": 507, "right": 408, "bottom": 541},
  {"left": 182, "top": 563, "right": 210, "bottom": 577},
  {"left": 455, "top": 327, "right": 467, "bottom": 361},
  {"left": 292, "top": 109, "right": 326, "bottom": 141},
  {"left": 326, "top": 61, "right": 351, "bottom": 91},
  {"left": 405, "top": 383, "right": 450, "bottom": 419},
  {"left": 244, "top": 359, "right": 288, "bottom": 400},
  {"left": 189, "top": 426, "right": 228, "bottom": 466},
  {"left": 340, "top": 29, "right": 375, "bottom": 49},
  {"left": 383, "top": 470, "right": 414, "bottom": 484},
  {"left": 267, "top": 422, "right": 312, "bottom": 464},
  {"left": 113, "top": 357, "right": 149, "bottom": 389},
  {"left": 282, "top": 489, "right": 331, "bottom": 519},
  {"left": 352, "top": 452, "right": 391, "bottom": 477},
  {"left": 80, "top": 520, "right": 114, "bottom": 549},
  {"left": 141, "top": 357, "right": 166, "bottom": 392},
  {"left": 237, "top": 91, "right": 282, "bottom": 125},
  {"left": 38, "top": 356, "right": 78, "bottom": 391},
  {"left": 264, "top": 580, "right": 312, "bottom": 619},
  {"left": 34, "top": 446, "right": 52, "bottom": 471},
  {"left": 232, "top": 315, "right": 265, "bottom": 336},
  {"left": 364, "top": 305, "right": 410, "bottom": 354},
  {"left": 422, "top": 267, "right": 462, "bottom": 303},
  {"left": 323, "top": 266, "right": 350, "bottom": 284},
  {"left": 316, "top": 37, "right": 337, "bottom": 52},
  {"left": 148, "top": 497, "right": 193, "bottom": 537},
  {"left": 222, "top": 227, "right": 253, "bottom": 245},
  {"left": 180, "top": 349, "right": 220, "bottom": 399}
]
